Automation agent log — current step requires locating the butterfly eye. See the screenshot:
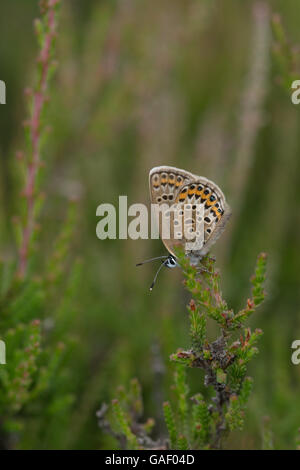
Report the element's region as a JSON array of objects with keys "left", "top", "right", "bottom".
[{"left": 210, "top": 195, "right": 216, "bottom": 202}]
